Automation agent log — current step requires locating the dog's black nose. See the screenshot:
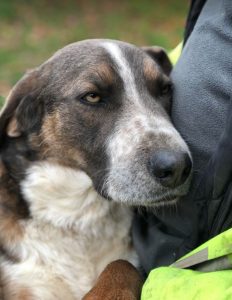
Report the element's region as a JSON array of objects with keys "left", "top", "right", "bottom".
[{"left": 148, "top": 151, "right": 192, "bottom": 188}]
